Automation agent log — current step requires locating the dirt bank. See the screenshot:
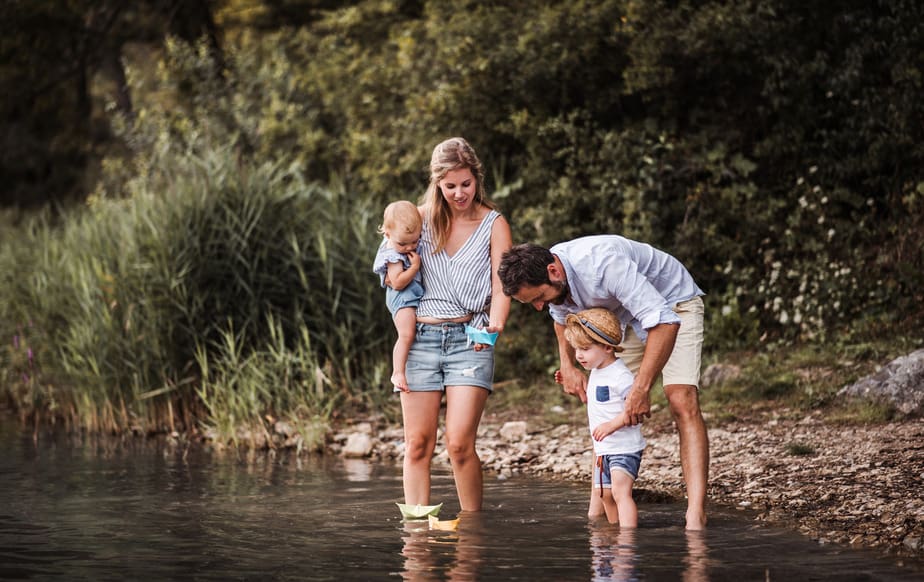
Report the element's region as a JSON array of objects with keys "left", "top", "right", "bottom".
[{"left": 332, "top": 408, "right": 924, "bottom": 560}]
